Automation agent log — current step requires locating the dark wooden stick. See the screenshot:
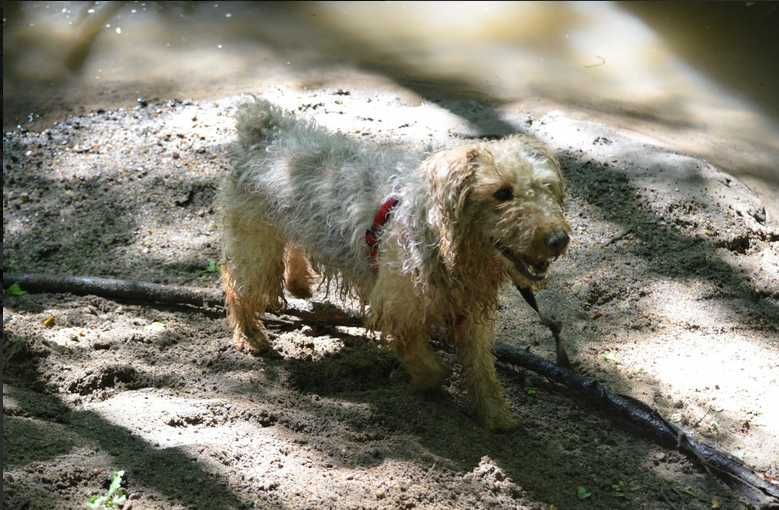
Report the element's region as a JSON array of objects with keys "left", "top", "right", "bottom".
[
  {"left": 5, "top": 273, "right": 222, "bottom": 307},
  {"left": 515, "top": 284, "right": 571, "bottom": 368},
  {"left": 495, "top": 343, "right": 779, "bottom": 509},
  {"left": 3, "top": 273, "right": 363, "bottom": 328},
  {"left": 4, "top": 273, "right": 778, "bottom": 507}
]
